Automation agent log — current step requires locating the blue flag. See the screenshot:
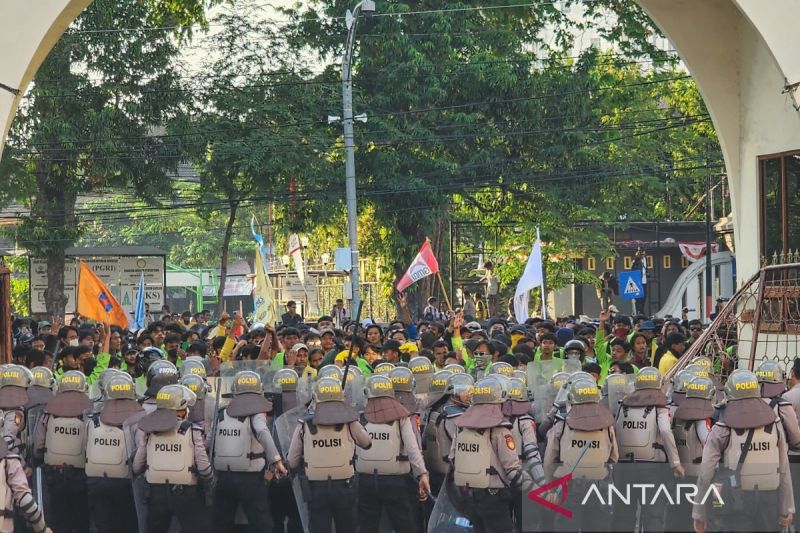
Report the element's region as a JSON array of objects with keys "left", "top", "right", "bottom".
[{"left": 133, "top": 272, "right": 146, "bottom": 330}]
